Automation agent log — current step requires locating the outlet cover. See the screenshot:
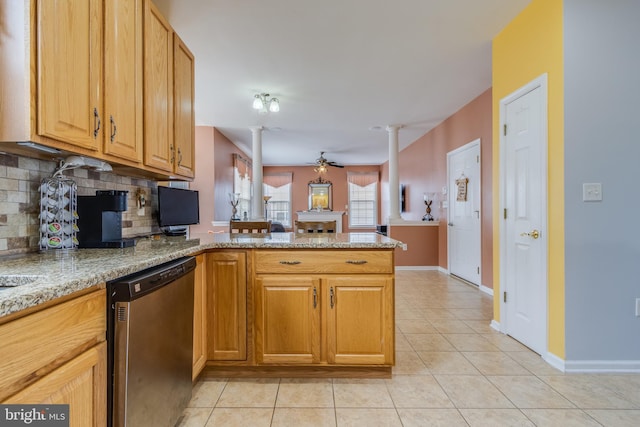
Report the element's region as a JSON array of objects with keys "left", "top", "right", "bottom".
[{"left": 583, "top": 183, "right": 602, "bottom": 202}]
